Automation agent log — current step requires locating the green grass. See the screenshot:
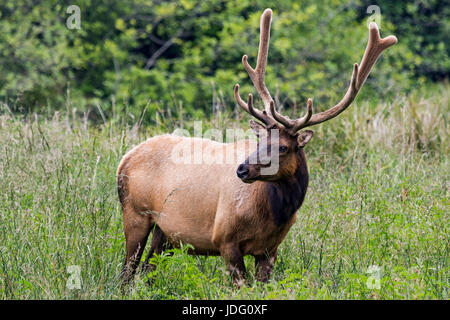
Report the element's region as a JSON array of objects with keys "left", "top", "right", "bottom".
[{"left": 0, "top": 84, "right": 448, "bottom": 299}]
